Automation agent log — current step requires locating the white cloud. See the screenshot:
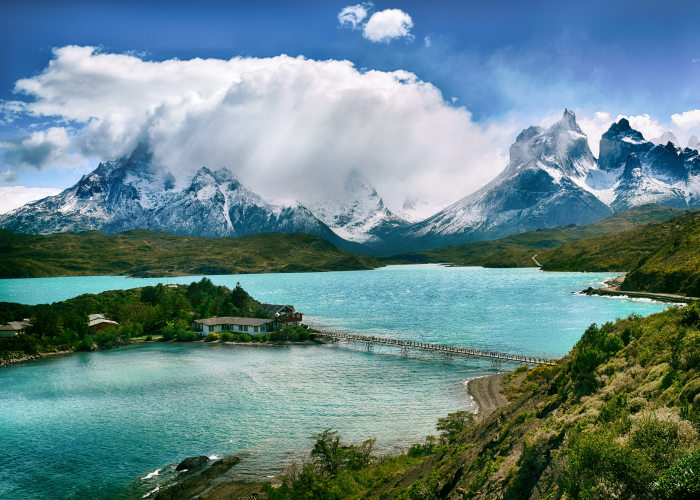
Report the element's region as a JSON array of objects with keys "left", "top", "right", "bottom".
[
  {"left": 363, "top": 9, "right": 414, "bottom": 43},
  {"left": 0, "top": 127, "right": 86, "bottom": 171},
  {"left": 578, "top": 112, "right": 614, "bottom": 157},
  {"left": 671, "top": 109, "right": 700, "bottom": 130},
  {"left": 338, "top": 4, "right": 370, "bottom": 29},
  {"left": 0, "top": 186, "right": 61, "bottom": 214},
  {"left": 1, "top": 46, "right": 508, "bottom": 212},
  {"left": 424, "top": 36, "right": 431, "bottom": 48},
  {"left": 621, "top": 114, "right": 665, "bottom": 142}
]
